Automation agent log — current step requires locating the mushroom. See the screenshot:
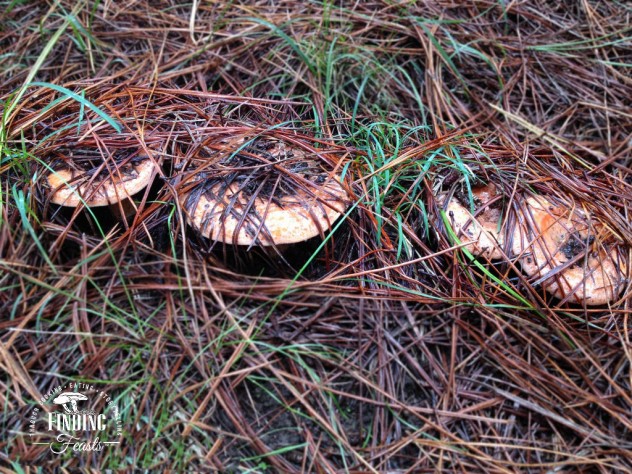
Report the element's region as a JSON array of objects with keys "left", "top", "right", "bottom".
[
  {"left": 52, "top": 392, "right": 88, "bottom": 414},
  {"left": 441, "top": 183, "right": 516, "bottom": 259},
  {"left": 513, "top": 195, "right": 628, "bottom": 305},
  {"left": 45, "top": 151, "right": 155, "bottom": 221},
  {"left": 180, "top": 136, "right": 348, "bottom": 248}
]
